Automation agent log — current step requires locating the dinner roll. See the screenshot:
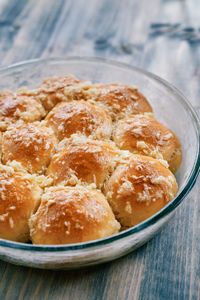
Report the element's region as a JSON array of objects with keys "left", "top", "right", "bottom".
[
  {"left": 45, "top": 100, "right": 112, "bottom": 140},
  {"left": 0, "top": 90, "right": 45, "bottom": 131},
  {"left": 113, "top": 114, "right": 182, "bottom": 173},
  {"left": 64, "top": 83, "right": 152, "bottom": 120},
  {"left": 104, "top": 154, "right": 178, "bottom": 227},
  {"left": 0, "top": 165, "right": 41, "bottom": 242},
  {"left": 64, "top": 81, "right": 93, "bottom": 101},
  {"left": 2, "top": 123, "right": 57, "bottom": 174},
  {"left": 0, "top": 73, "right": 183, "bottom": 245},
  {"left": 47, "top": 138, "right": 118, "bottom": 188},
  {"left": 18, "top": 75, "right": 81, "bottom": 111},
  {"left": 30, "top": 186, "right": 120, "bottom": 245},
  {"left": 0, "top": 132, "right": 2, "bottom": 160}
]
